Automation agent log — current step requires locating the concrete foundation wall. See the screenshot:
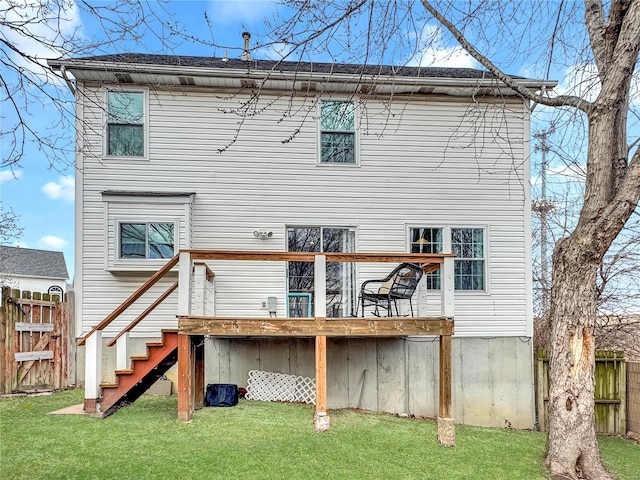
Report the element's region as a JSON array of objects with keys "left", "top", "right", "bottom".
[
  {"left": 75, "top": 335, "right": 535, "bottom": 428},
  {"left": 205, "top": 336, "right": 535, "bottom": 429}
]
